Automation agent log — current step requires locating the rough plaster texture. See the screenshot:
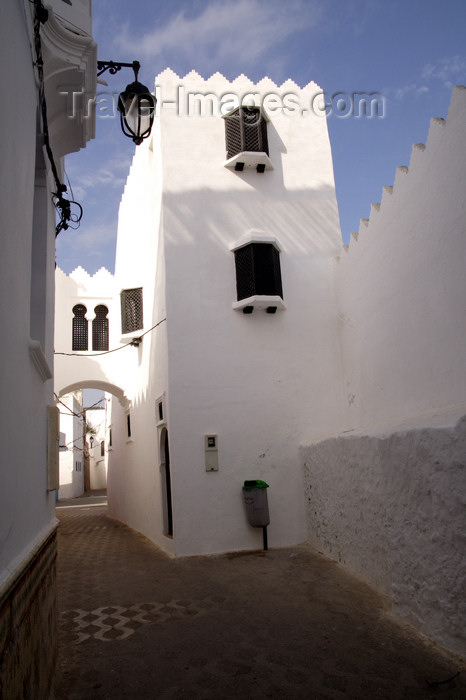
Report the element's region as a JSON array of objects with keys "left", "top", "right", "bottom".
[
  {"left": 301, "top": 414, "right": 466, "bottom": 657},
  {"left": 299, "top": 85, "right": 466, "bottom": 656}
]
